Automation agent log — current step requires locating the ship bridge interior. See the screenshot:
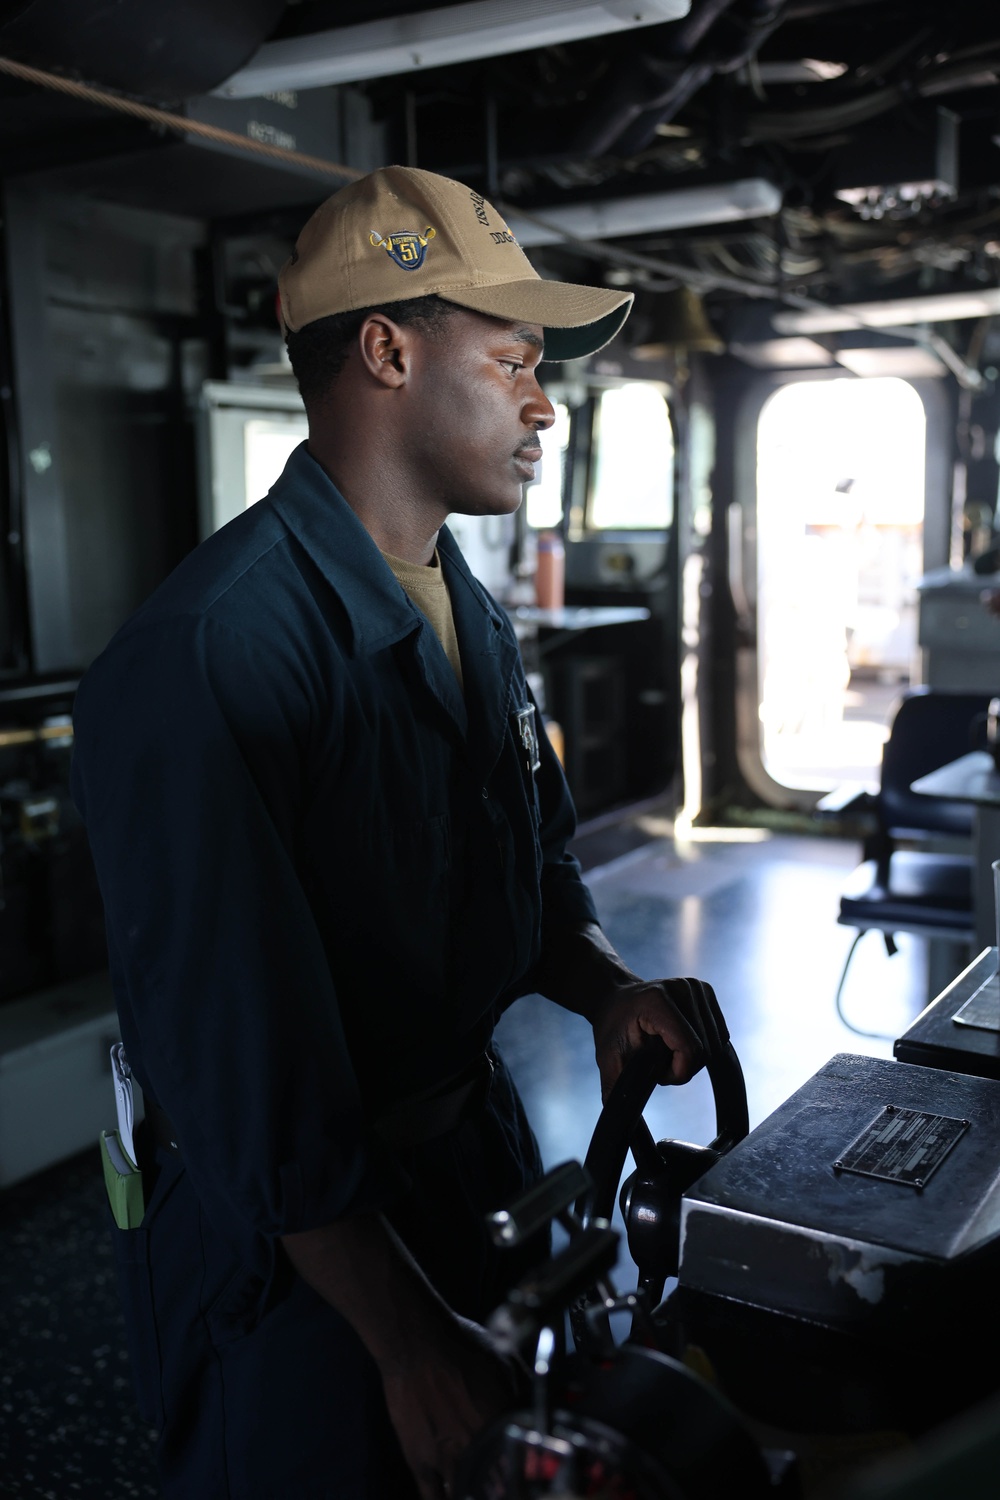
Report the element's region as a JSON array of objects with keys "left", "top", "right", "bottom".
[{"left": 3, "top": 4, "right": 1000, "bottom": 1497}]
